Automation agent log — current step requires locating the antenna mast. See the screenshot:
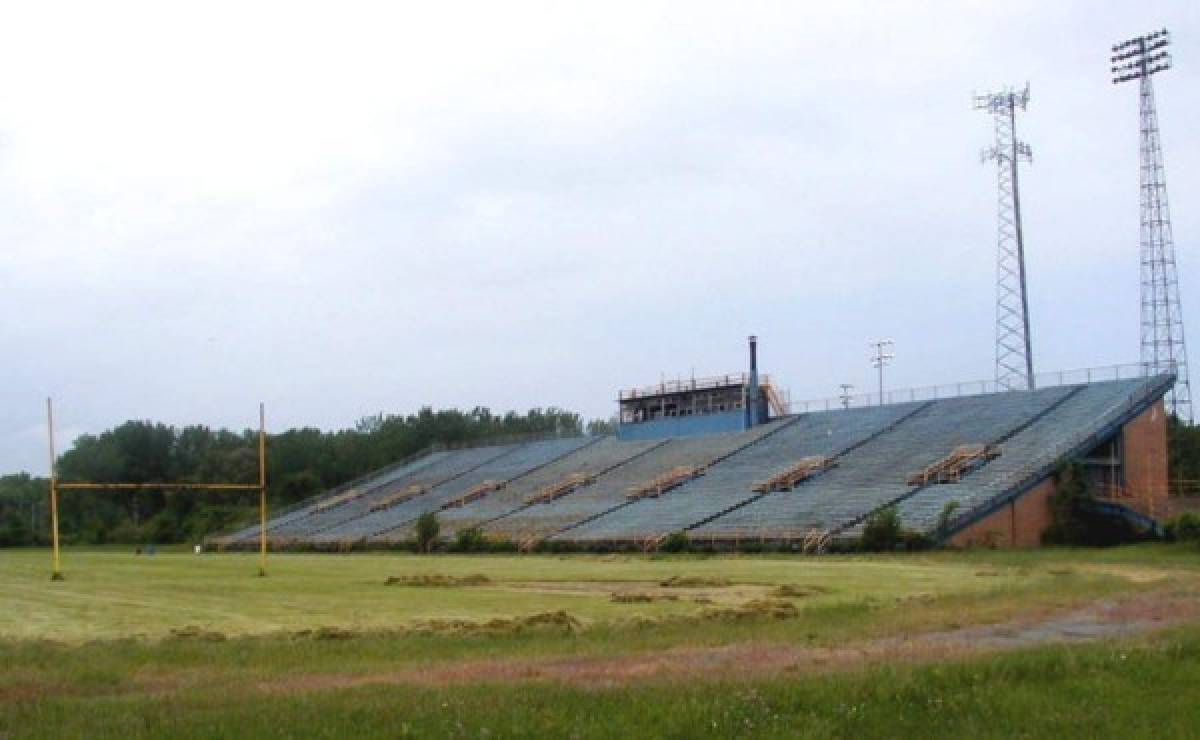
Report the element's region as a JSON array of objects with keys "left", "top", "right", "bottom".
[{"left": 975, "top": 84, "right": 1035, "bottom": 391}]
